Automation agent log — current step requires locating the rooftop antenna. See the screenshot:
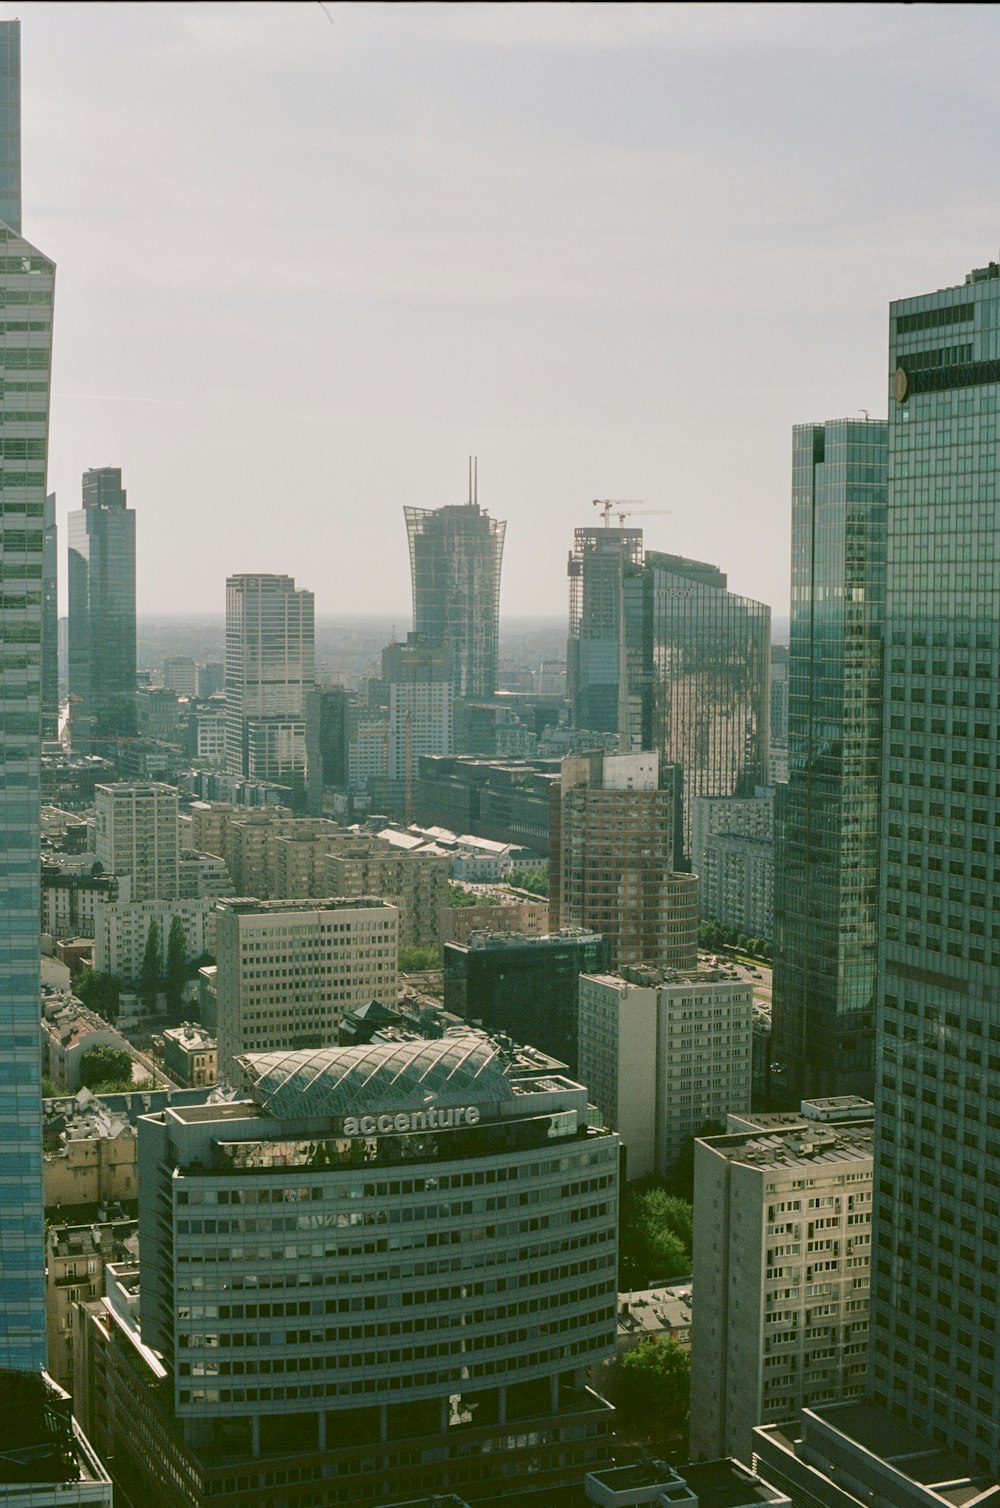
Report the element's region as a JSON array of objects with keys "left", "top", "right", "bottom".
[
  {"left": 859, "top": 408, "right": 871, "bottom": 420},
  {"left": 474, "top": 455, "right": 478, "bottom": 506},
  {"left": 468, "top": 456, "right": 472, "bottom": 505}
]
